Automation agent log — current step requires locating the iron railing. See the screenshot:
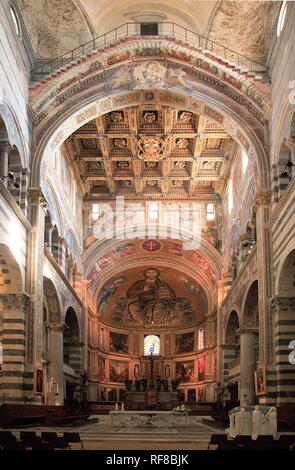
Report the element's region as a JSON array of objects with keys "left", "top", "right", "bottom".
[{"left": 32, "top": 22, "right": 268, "bottom": 79}]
